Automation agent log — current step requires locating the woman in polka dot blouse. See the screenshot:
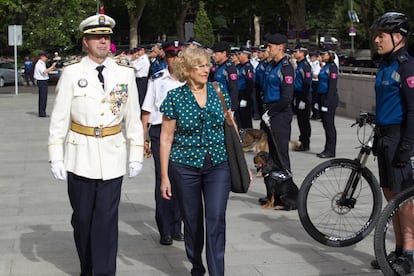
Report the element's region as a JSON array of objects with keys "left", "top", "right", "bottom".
[{"left": 160, "top": 46, "right": 232, "bottom": 276}]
